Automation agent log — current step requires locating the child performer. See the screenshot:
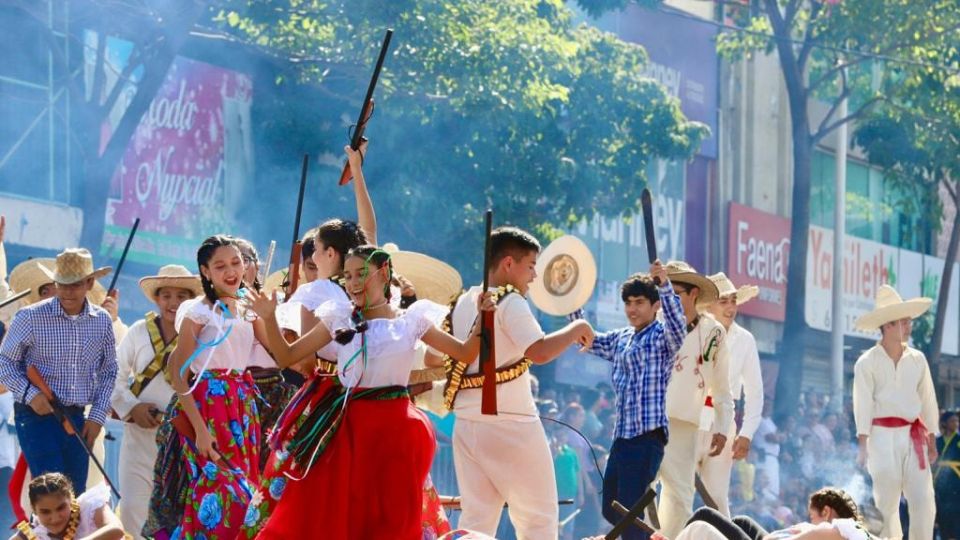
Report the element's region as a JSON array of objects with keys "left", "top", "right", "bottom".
[
  {"left": 165, "top": 235, "right": 265, "bottom": 540},
  {"left": 243, "top": 246, "right": 491, "bottom": 540},
  {"left": 11, "top": 473, "right": 124, "bottom": 540}
]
